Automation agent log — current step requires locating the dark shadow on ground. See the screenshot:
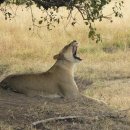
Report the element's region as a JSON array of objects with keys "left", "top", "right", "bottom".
[{"left": 0, "top": 84, "right": 130, "bottom": 130}]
